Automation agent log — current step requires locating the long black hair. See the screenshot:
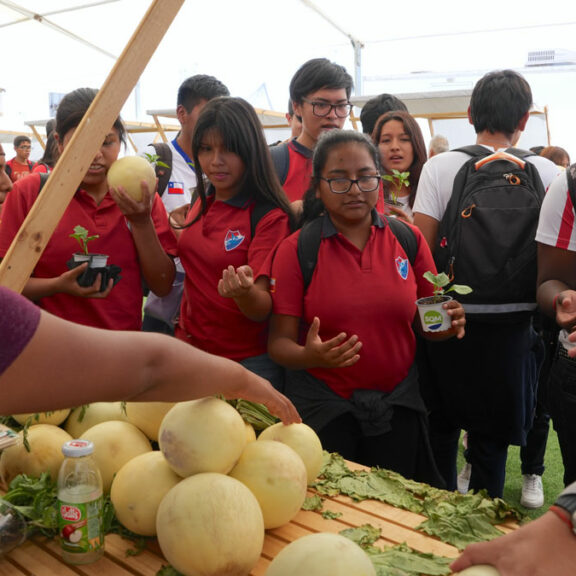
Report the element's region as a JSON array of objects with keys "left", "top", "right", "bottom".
[
  {"left": 300, "top": 130, "right": 380, "bottom": 226},
  {"left": 190, "top": 96, "right": 293, "bottom": 228}
]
